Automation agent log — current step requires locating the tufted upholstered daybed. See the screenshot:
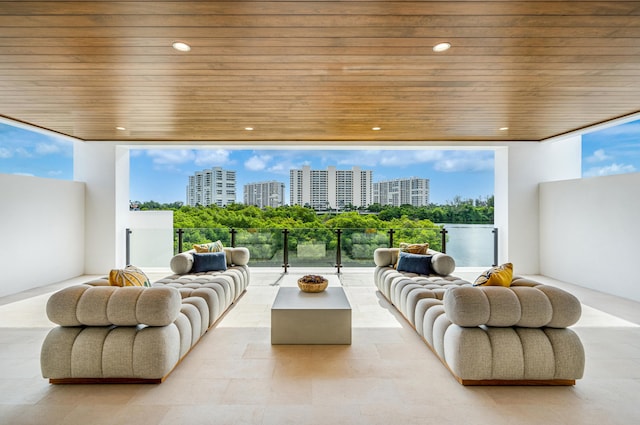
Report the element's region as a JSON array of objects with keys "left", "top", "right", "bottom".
[
  {"left": 374, "top": 247, "right": 585, "bottom": 386},
  {"left": 40, "top": 247, "right": 250, "bottom": 384}
]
